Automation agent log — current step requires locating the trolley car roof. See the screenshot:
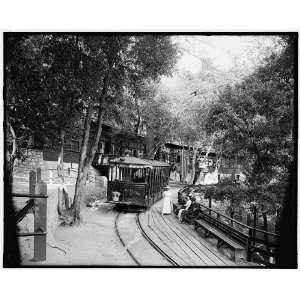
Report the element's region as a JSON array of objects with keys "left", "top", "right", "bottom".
[{"left": 109, "top": 156, "right": 170, "bottom": 168}]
